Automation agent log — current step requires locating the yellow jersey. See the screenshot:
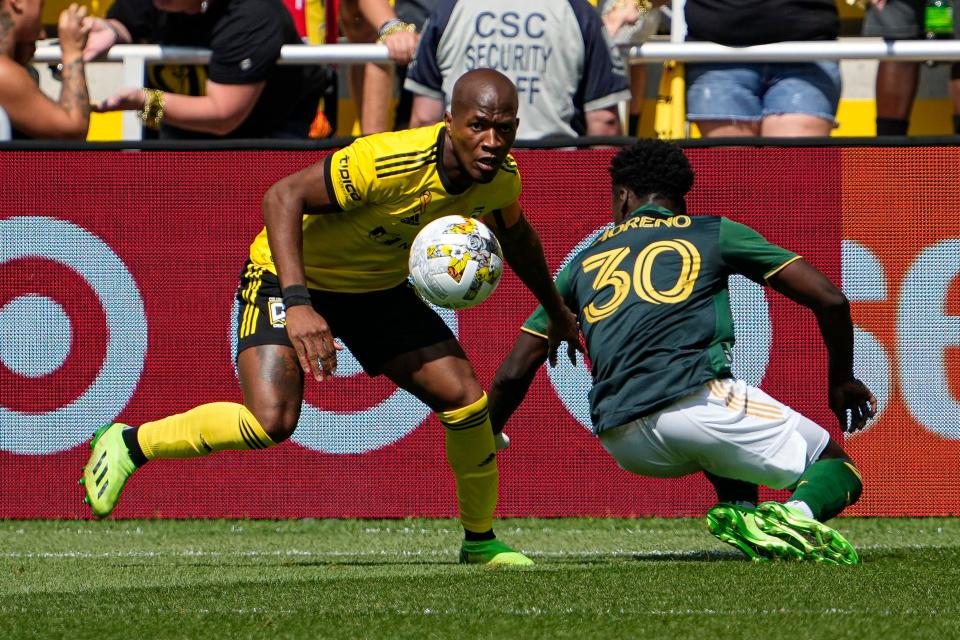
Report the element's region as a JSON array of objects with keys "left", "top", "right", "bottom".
[{"left": 248, "top": 123, "right": 522, "bottom": 292}]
